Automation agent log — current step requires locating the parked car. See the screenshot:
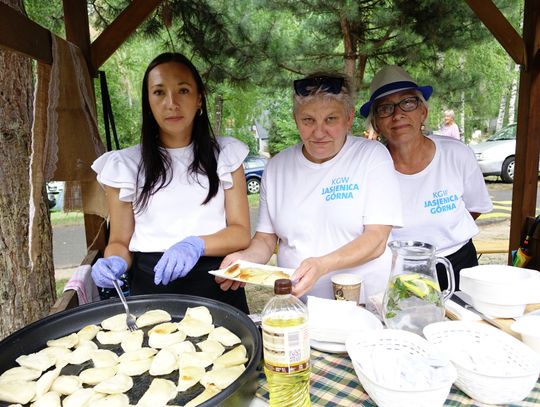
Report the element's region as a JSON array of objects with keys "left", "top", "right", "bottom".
[
  {"left": 46, "top": 181, "right": 64, "bottom": 210},
  {"left": 470, "top": 124, "right": 517, "bottom": 183},
  {"left": 243, "top": 156, "right": 267, "bottom": 194}
]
